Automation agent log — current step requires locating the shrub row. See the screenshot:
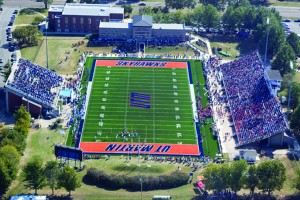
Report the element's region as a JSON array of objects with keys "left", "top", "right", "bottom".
[{"left": 83, "top": 168, "right": 189, "bottom": 191}]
